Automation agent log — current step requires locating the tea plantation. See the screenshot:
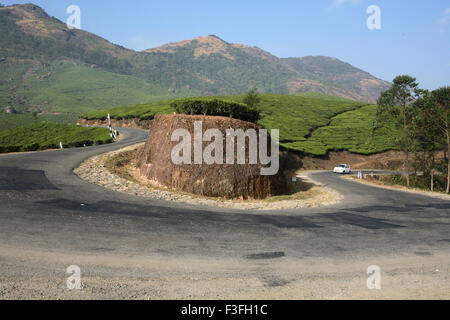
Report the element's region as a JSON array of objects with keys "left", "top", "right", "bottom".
[
  {"left": 80, "top": 93, "right": 399, "bottom": 156},
  {"left": 0, "top": 113, "right": 79, "bottom": 132},
  {"left": 0, "top": 122, "right": 112, "bottom": 153}
]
